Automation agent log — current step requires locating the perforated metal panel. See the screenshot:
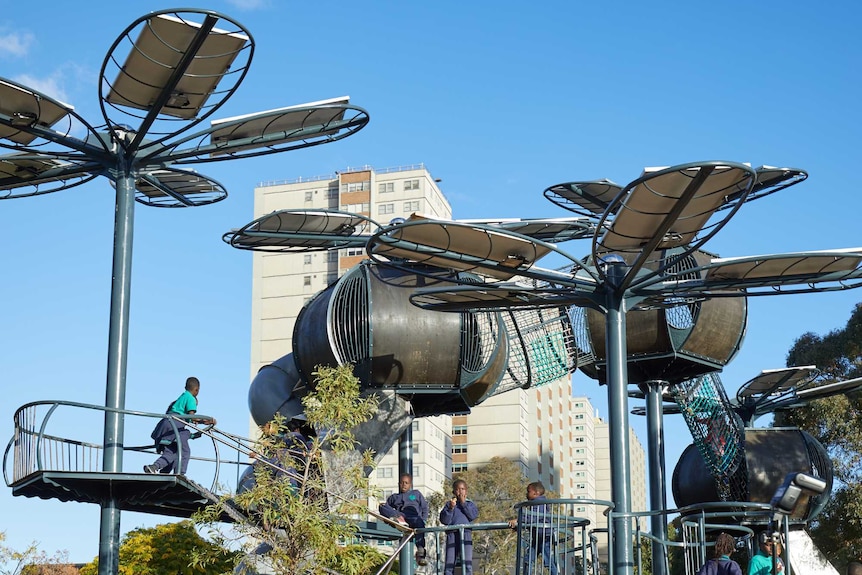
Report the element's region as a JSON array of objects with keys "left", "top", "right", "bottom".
[{"left": 329, "top": 267, "right": 369, "bottom": 365}]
